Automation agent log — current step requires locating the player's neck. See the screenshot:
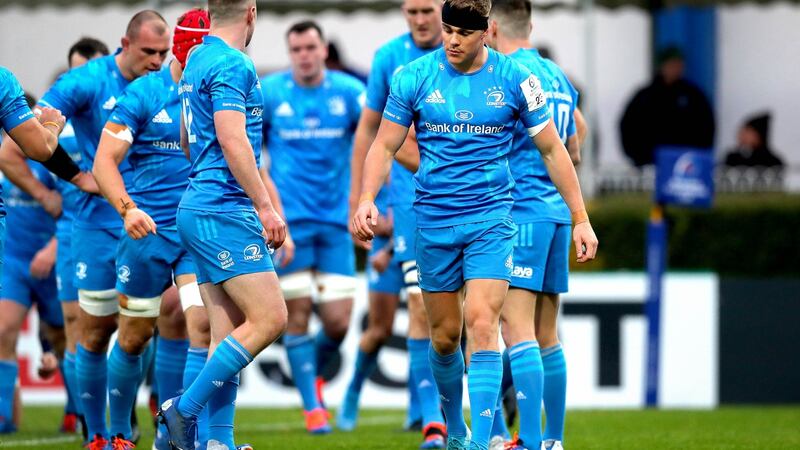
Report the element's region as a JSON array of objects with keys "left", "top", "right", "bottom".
[
  {"left": 115, "top": 53, "right": 136, "bottom": 81},
  {"left": 451, "top": 46, "right": 488, "bottom": 74},
  {"left": 210, "top": 25, "right": 248, "bottom": 52},
  {"left": 496, "top": 36, "right": 532, "bottom": 56},
  {"left": 293, "top": 69, "right": 325, "bottom": 88},
  {"left": 169, "top": 59, "right": 182, "bottom": 84}
]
